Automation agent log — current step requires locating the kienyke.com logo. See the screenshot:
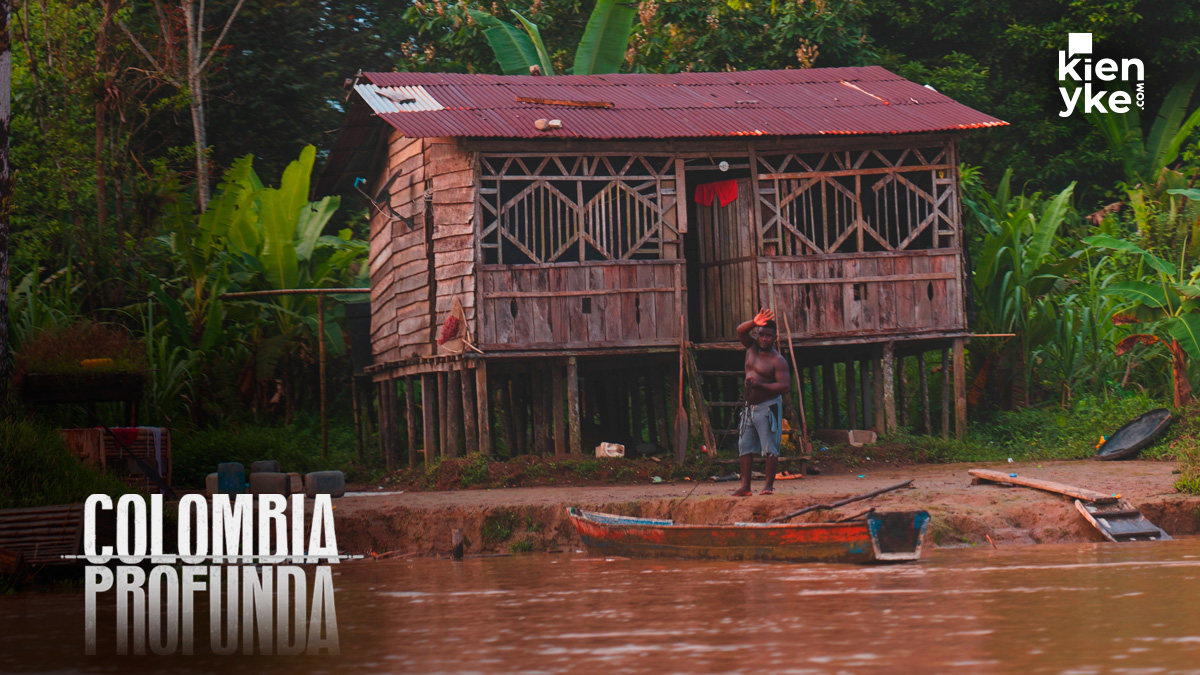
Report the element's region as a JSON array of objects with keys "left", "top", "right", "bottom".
[
  {"left": 82, "top": 493, "right": 341, "bottom": 656},
  {"left": 1059, "top": 32, "right": 1145, "bottom": 117}
]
